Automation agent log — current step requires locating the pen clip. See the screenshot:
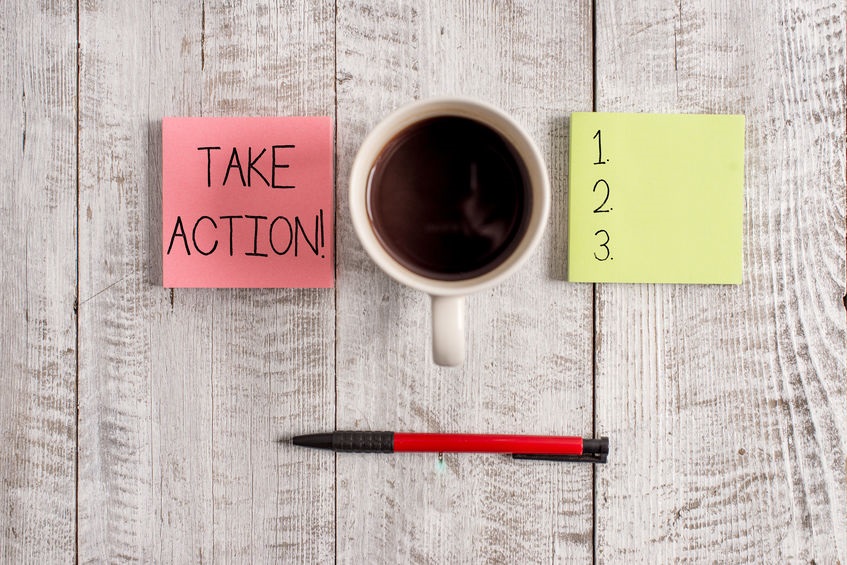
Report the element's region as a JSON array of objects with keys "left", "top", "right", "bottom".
[
  {"left": 512, "top": 437, "right": 609, "bottom": 464},
  {"left": 512, "top": 452, "right": 608, "bottom": 464}
]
